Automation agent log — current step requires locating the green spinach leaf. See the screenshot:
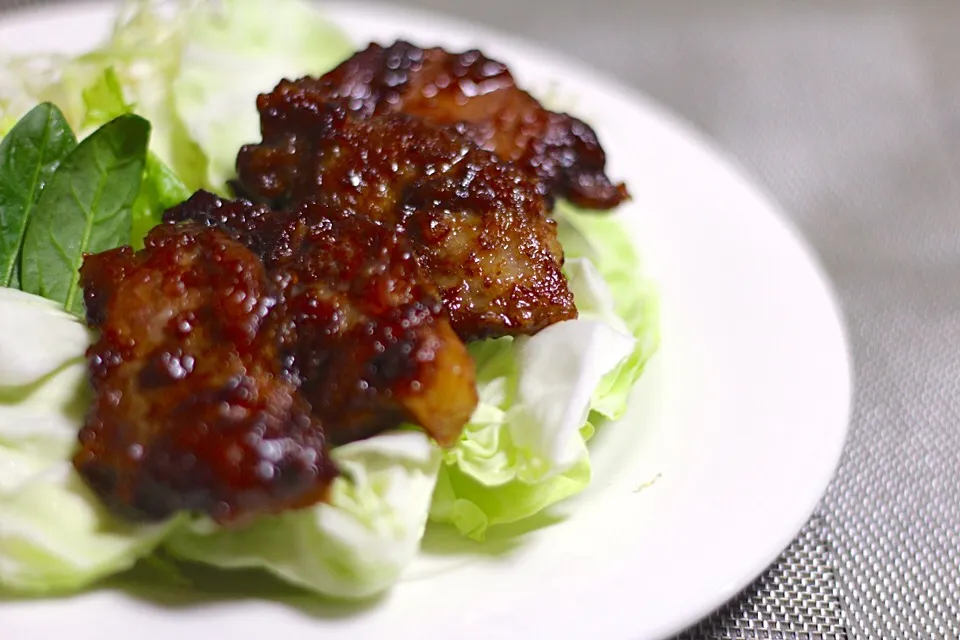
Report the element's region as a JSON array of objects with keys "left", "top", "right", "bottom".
[
  {"left": 20, "top": 114, "right": 150, "bottom": 315},
  {"left": 76, "top": 68, "right": 189, "bottom": 247},
  {"left": 0, "top": 103, "right": 77, "bottom": 288},
  {"left": 131, "top": 152, "right": 190, "bottom": 249}
]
